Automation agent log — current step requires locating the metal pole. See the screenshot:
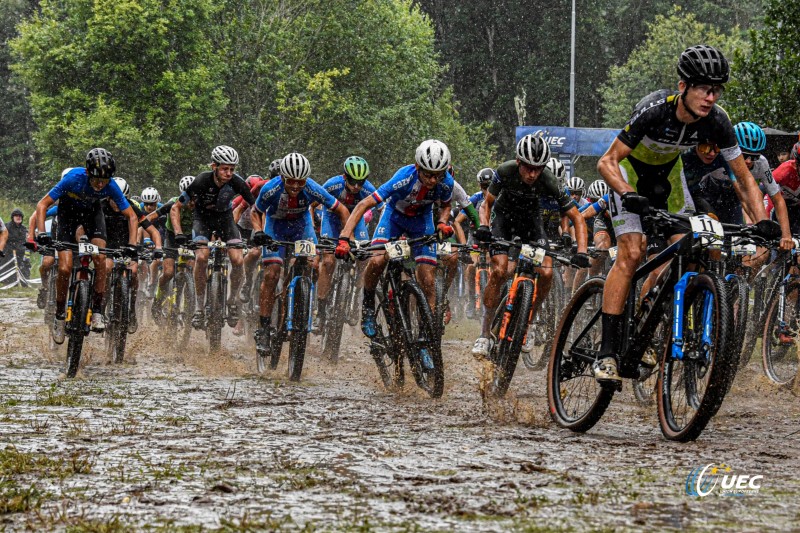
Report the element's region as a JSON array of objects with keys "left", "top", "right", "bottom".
[{"left": 569, "top": 0, "right": 576, "bottom": 128}]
